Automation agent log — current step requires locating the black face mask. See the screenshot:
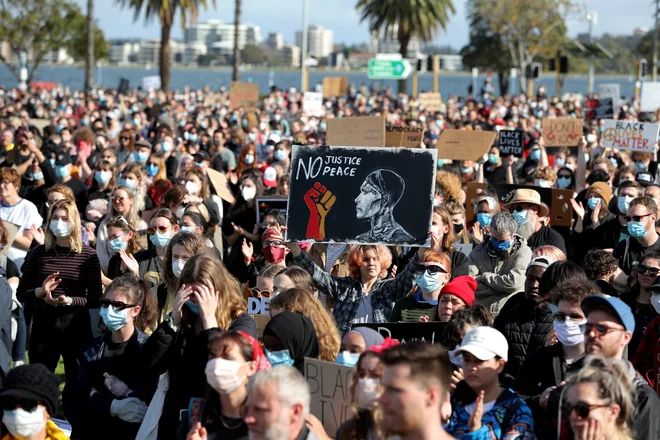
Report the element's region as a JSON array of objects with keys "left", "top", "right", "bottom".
[{"left": 454, "top": 224, "right": 464, "bottom": 234}]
